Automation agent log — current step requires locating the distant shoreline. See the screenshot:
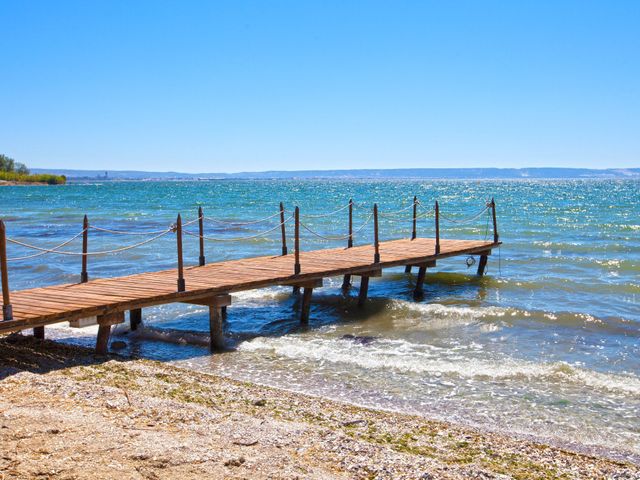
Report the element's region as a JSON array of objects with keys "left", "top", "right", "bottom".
[{"left": 30, "top": 166, "right": 640, "bottom": 182}]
